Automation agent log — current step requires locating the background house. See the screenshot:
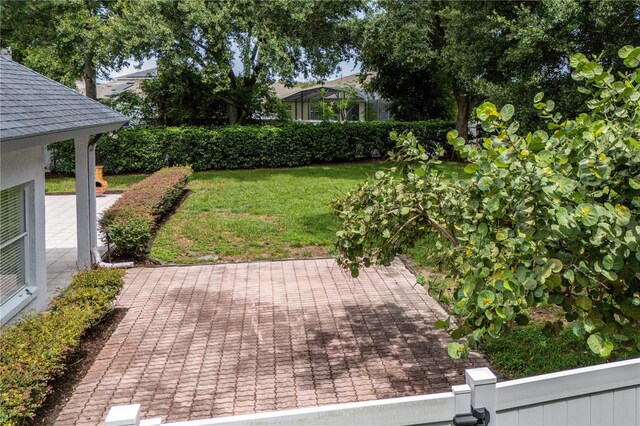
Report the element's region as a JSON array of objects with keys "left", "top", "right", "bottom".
[
  {"left": 0, "top": 57, "right": 128, "bottom": 325},
  {"left": 274, "top": 74, "right": 392, "bottom": 122},
  {"left": 77, "top": 67, "right": 157, "bottom": 99}
]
